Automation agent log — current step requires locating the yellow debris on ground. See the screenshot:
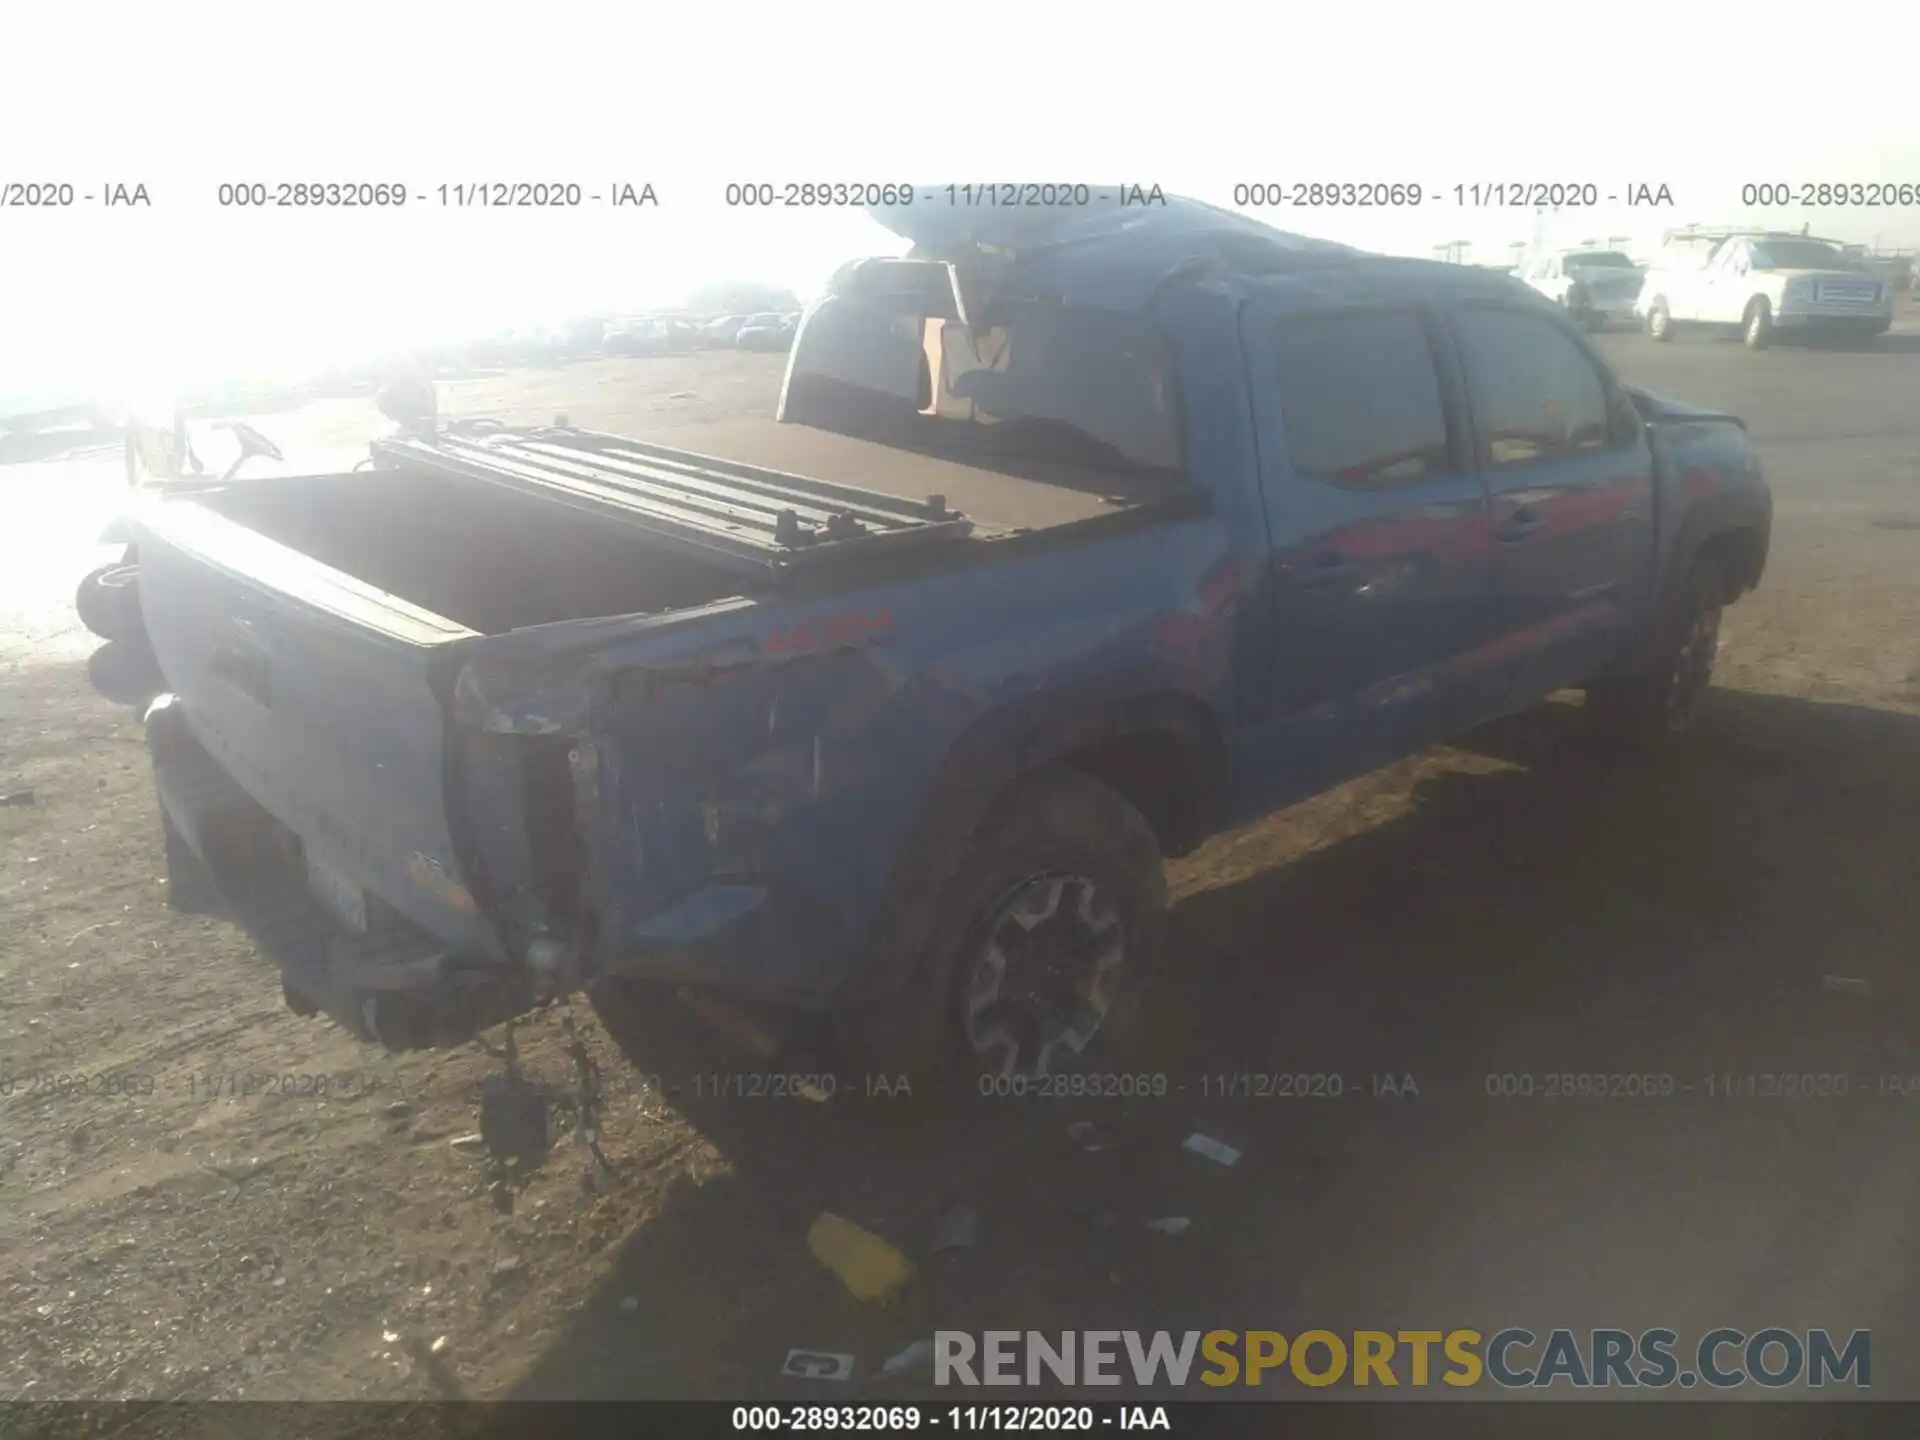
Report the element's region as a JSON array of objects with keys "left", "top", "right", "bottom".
[{"left": 806, "top": 1212, "right": 918, "bottom": 1303}]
